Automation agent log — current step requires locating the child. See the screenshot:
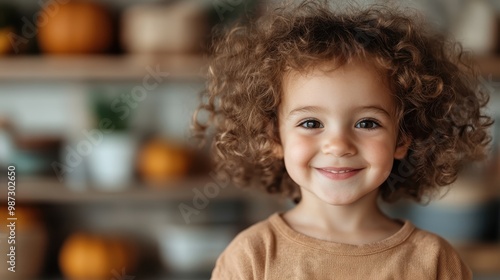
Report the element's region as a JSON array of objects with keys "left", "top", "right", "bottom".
[{"left": 191, "top": 1, "right": 493, "bottom": 279}]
